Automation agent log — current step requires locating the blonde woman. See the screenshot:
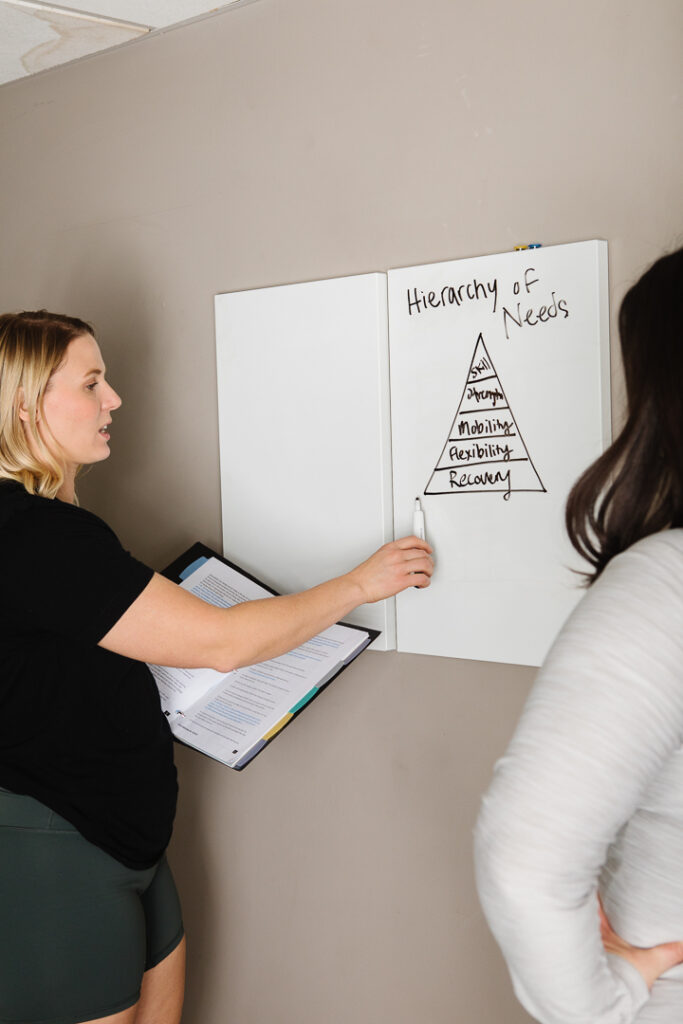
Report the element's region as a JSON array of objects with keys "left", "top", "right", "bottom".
[{"left": 0, "top": 310, "right": 433, "bottom": 1024}]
